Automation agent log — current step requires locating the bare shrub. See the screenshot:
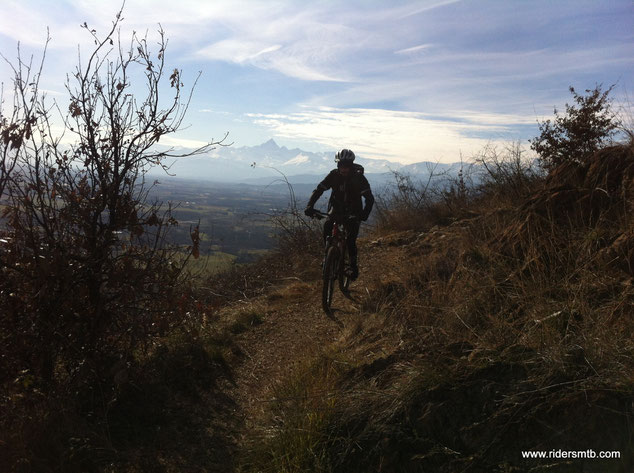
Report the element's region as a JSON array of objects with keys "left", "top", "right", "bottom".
[
  {"left": 0, "top": 11, "right": 224, "bottom": 398},
  {"left": 374, "top": 163, "right": 455, "bottom": 233},
  {"left": 269, "top": 191, "right": 323, "bottom": 264},
  {"left": 474, "top": 141, "right": 544, "bottom": 204},
  {"left": 0, "top": 41, "right": 46, "bottom": 199},
  {"left": 200, "top": 170, "right": 323, "bottom": 310},
  {"left": 256, "top": 166, "right": 323, "bottom": 266}
]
